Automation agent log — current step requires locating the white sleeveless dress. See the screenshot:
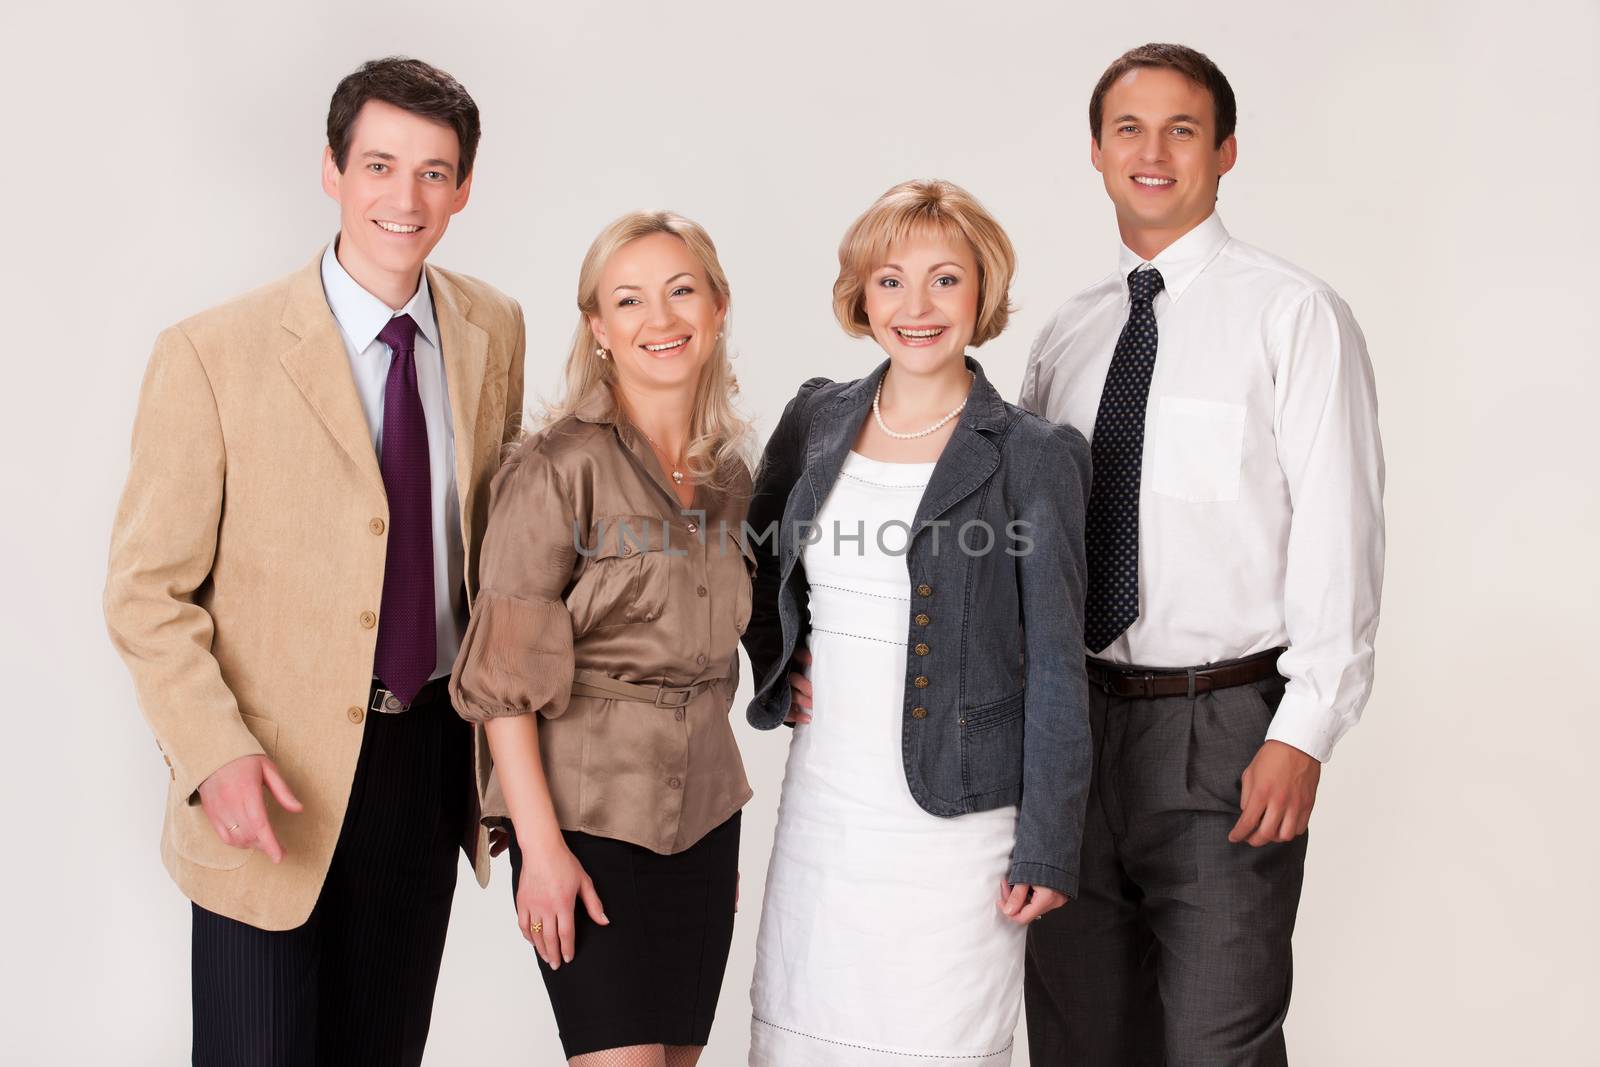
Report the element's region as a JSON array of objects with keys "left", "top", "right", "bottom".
[{"left": 749, "top": 451, "right": 1026, "bottom": 1066}]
